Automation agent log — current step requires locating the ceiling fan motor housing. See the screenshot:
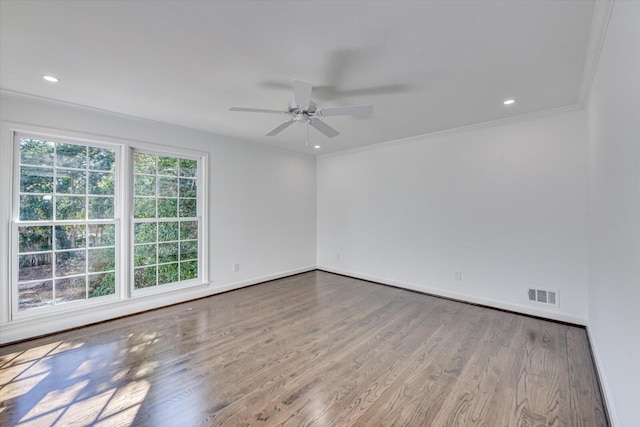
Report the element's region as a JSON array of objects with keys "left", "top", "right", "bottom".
[{"left": 289, "top": 100, "right": 317, "bottom": 114}]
